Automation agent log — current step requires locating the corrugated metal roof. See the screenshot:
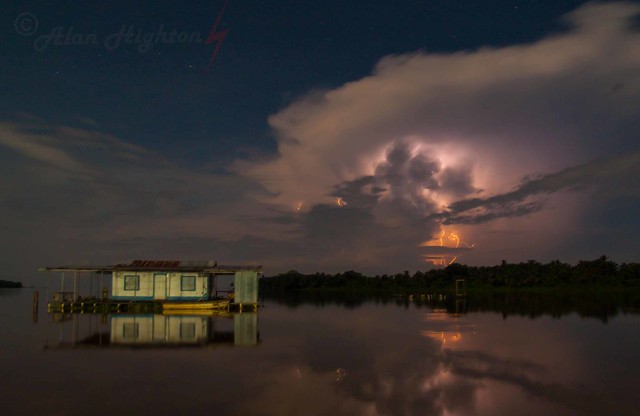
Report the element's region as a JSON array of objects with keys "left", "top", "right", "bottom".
[{"left": 127, "top": 260, "right": 182, "bottom": 268}]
